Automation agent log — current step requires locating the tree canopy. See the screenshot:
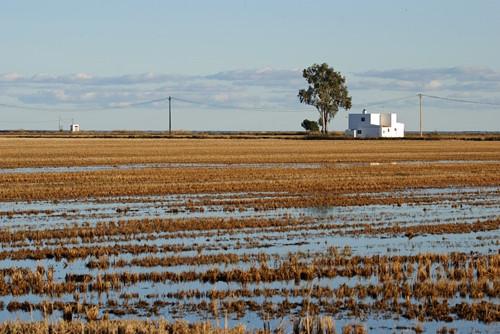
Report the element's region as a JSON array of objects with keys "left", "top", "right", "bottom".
[
  {"left": 301, "top": 119, "right": 319, "bottom": 132},
  {"left": 298, "top": 63, "right": 352, "bottom": 134}
]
